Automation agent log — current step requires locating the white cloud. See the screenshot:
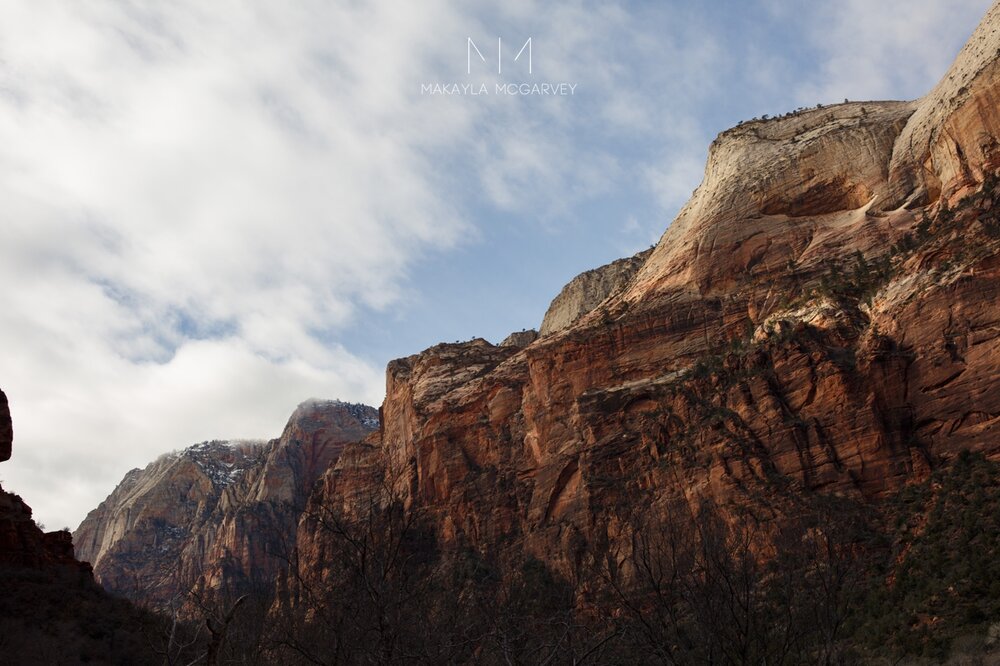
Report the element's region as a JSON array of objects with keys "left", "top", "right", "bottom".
[
  {"left": 0, "top": 0, "right": 477, "bottom": 529},
  {"left": 795, "top": 0, "right": 994, "bottom": 104},
  {"left": 643, "top": 148, "right": 707, "bottom": 214}
]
